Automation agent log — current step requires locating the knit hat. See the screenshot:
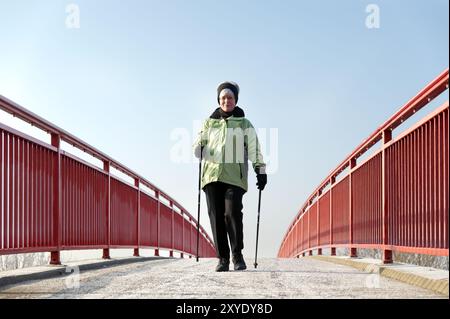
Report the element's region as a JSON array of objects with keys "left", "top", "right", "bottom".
[{"left": 217, "top": 81, "right": 240, "bottom": 104}]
